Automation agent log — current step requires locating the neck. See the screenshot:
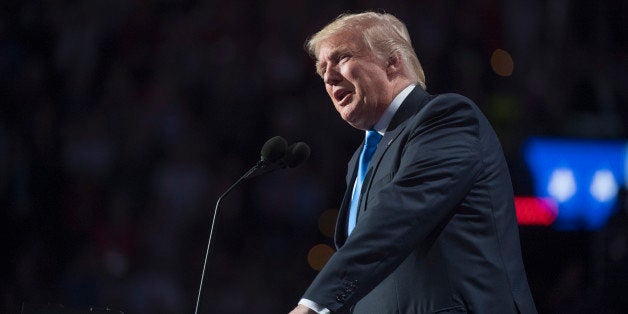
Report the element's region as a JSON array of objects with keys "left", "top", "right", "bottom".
[{"left": 390, "top": 77, "right": 414, "bottom": 99}]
